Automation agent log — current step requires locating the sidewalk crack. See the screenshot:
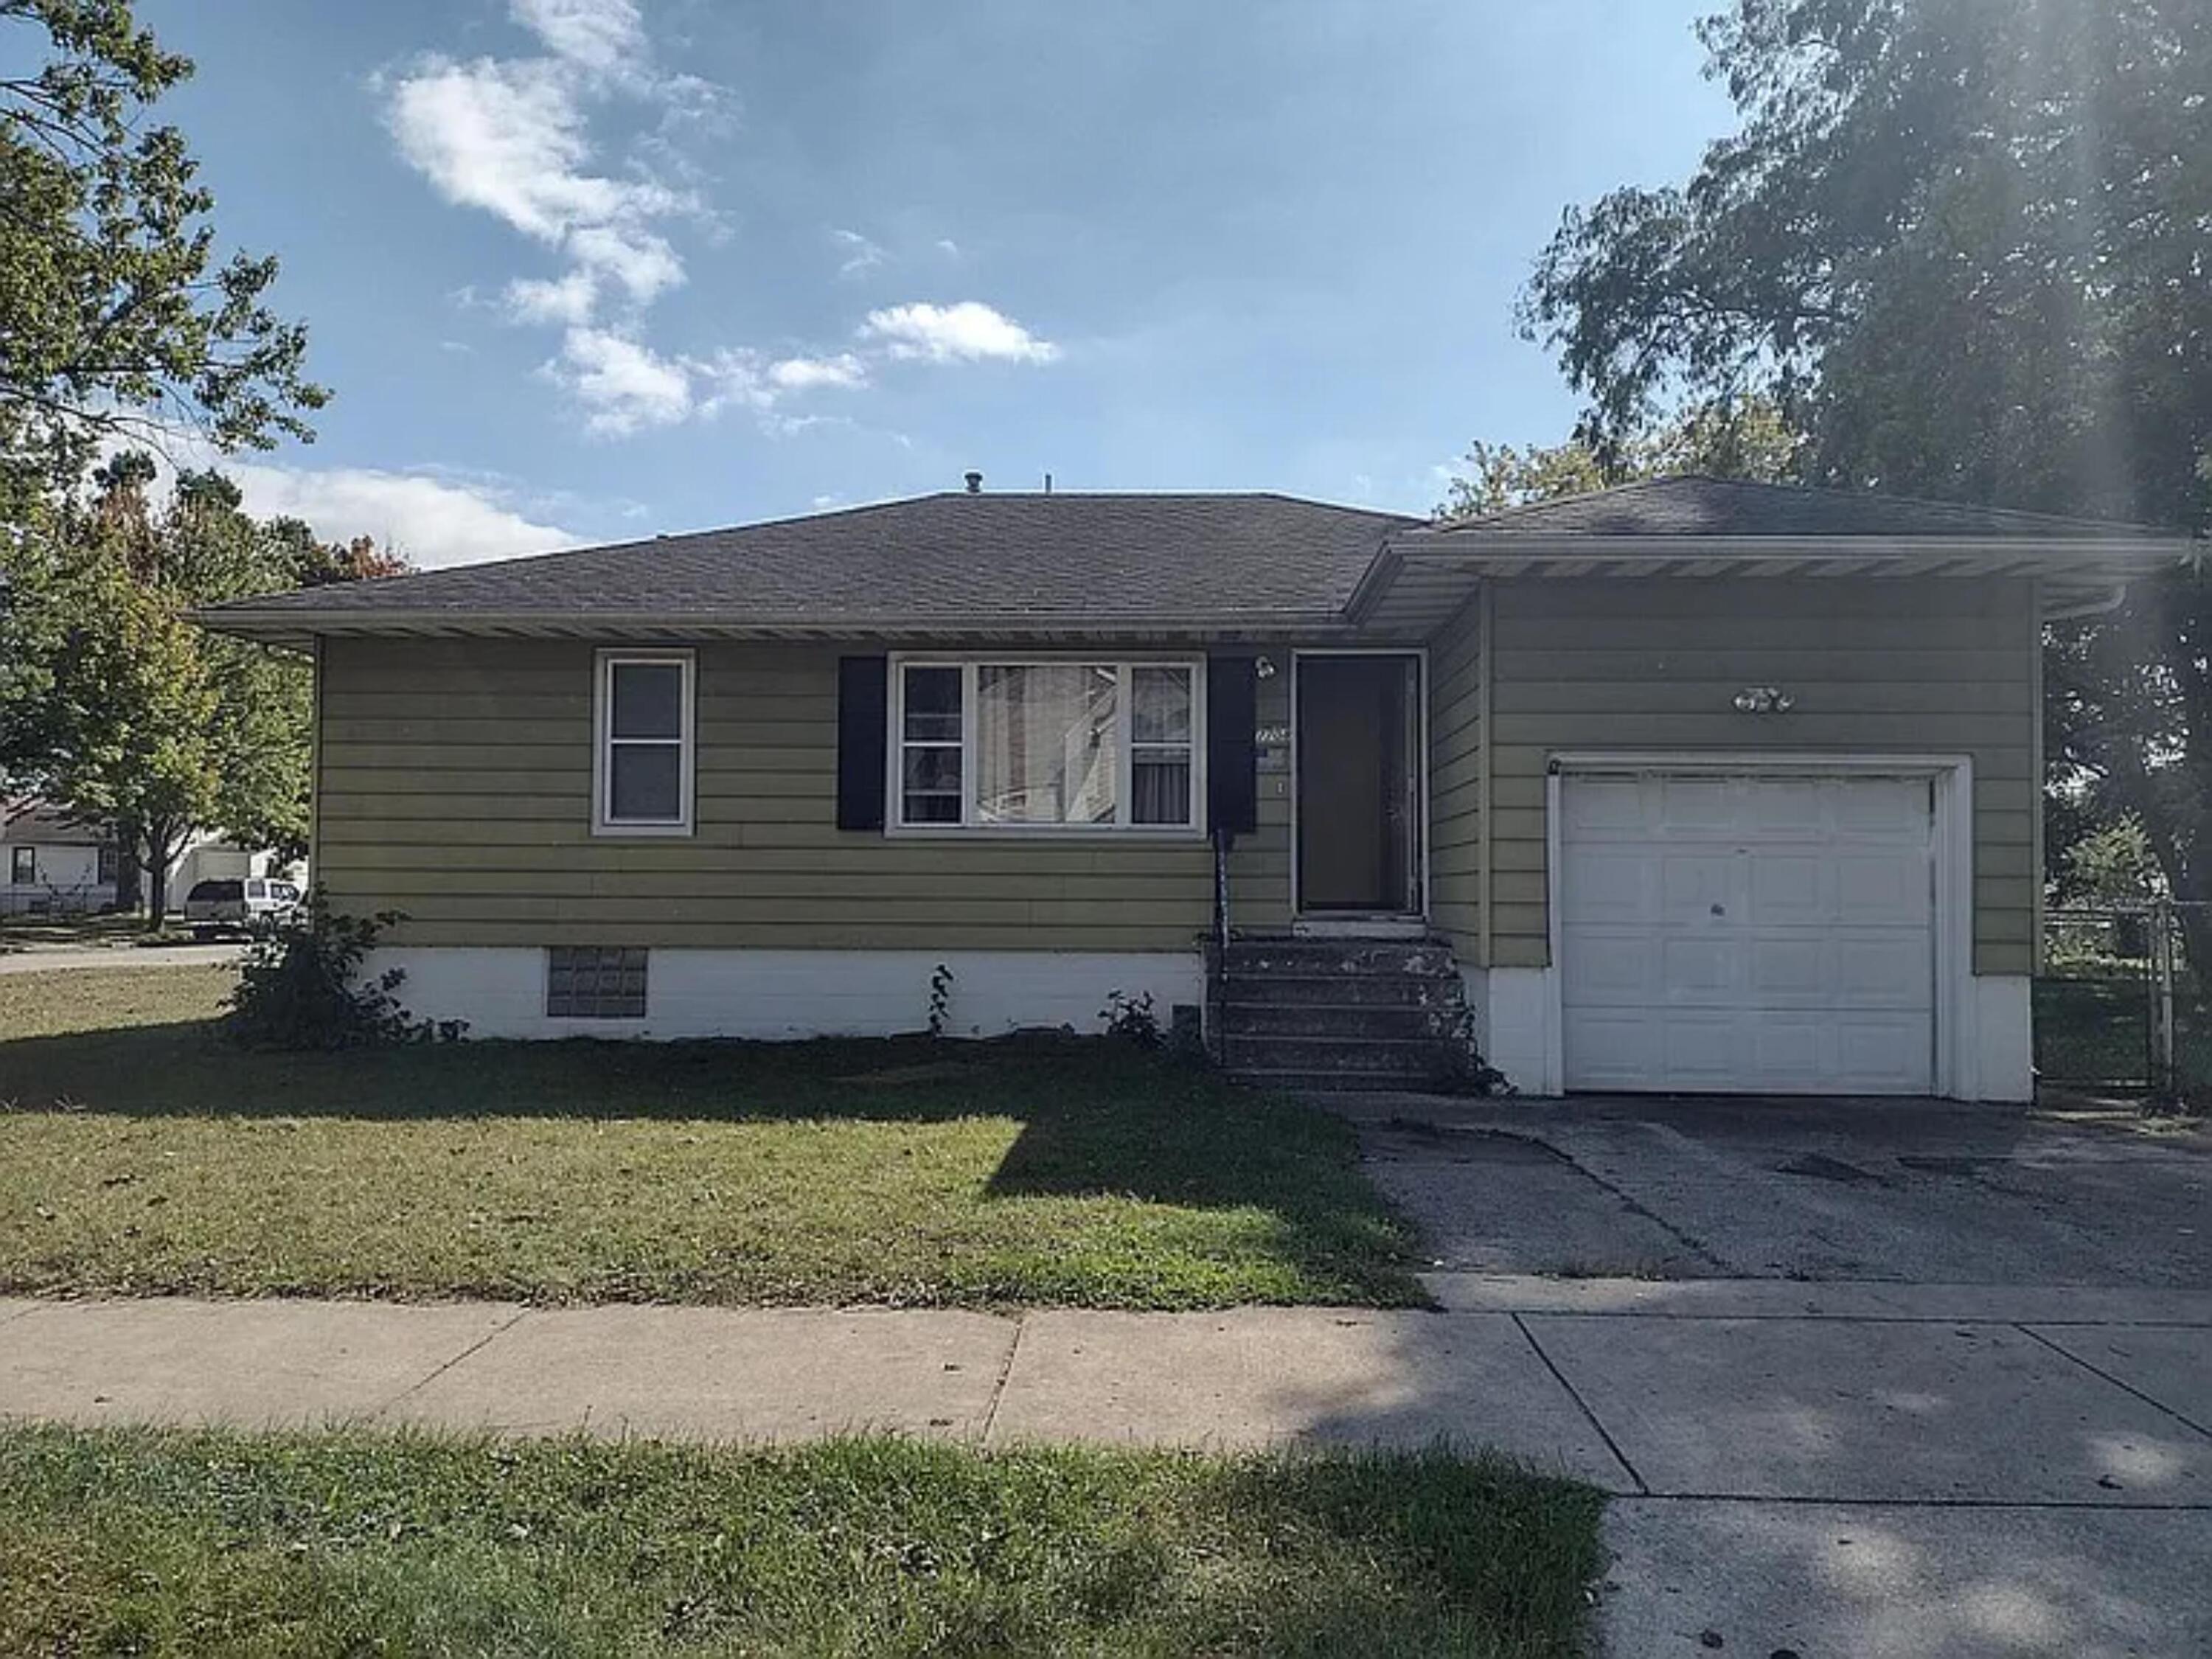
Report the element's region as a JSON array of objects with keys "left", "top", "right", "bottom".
[
  {"left": 370, "top": 1307, "right": 530, "bottom": 1420},
  {"left": 1513, "top": 1312, "right": 1647, "bottom": 1495},
  {"left": 980, "top": 1314, "right": 1026, "bottom": 1449},
  {"left": 2016, "top": 1323, "right": 2212, "bottom": 1441}
]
